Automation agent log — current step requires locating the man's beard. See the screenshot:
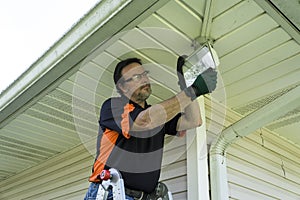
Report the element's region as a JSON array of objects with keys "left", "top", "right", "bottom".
[{"left": 135, "top": 84, "right": 152, "bottom": 102}]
